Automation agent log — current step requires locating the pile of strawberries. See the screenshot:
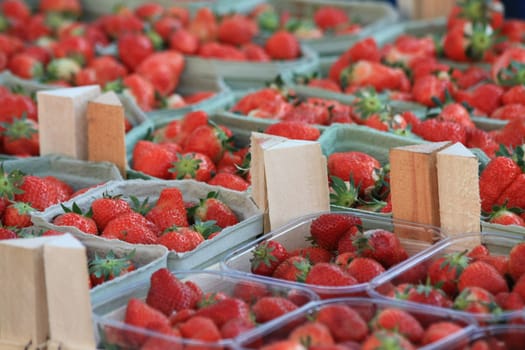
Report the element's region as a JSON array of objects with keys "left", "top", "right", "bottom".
[
  {"left": 246, "top": 300, "right": 469, "bottom": 350},
  {"left": 249, "top": 213, "right": 409, "bottom": 297},
  {"left": 373, "top": 237, "right": 525, "bottom": 323},
  {"left": 104, "top": 268, "right": 313, "bottom": 348},
  {"left": 50, "top": 186, "right": 239, "bottom": 252},
  {"left": 131, "top": 110, "right": 251, "bottom": 192}
]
